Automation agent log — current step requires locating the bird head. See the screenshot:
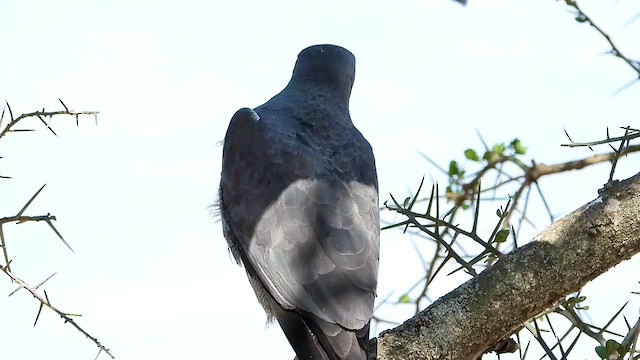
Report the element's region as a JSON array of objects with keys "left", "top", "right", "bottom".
[{"left": 289, "top": 44, "right": 356, "bottom": 100}]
